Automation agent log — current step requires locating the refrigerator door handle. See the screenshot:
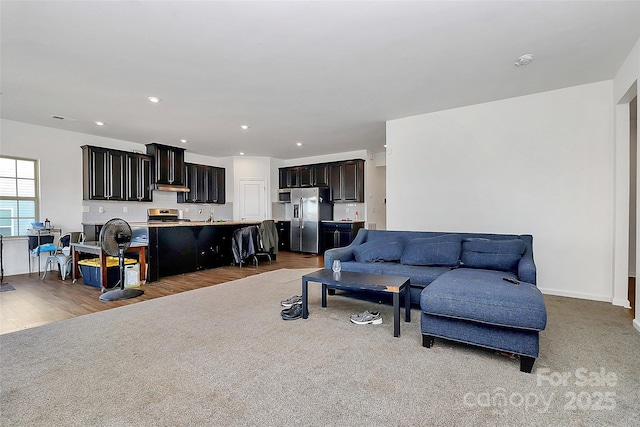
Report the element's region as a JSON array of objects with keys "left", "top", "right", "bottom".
[{"left": 300, "top": 198, "right": 304, "bottom": 229}]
